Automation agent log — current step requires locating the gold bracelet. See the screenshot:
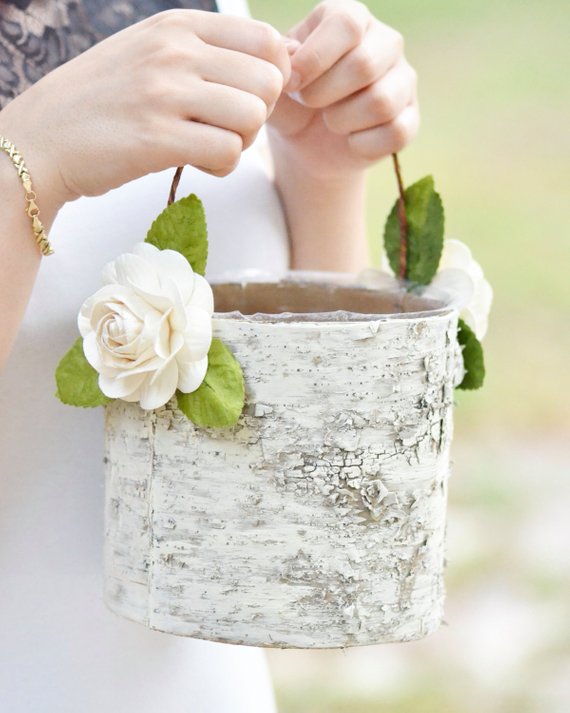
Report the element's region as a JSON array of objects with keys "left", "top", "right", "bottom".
[{"left": 0, "top": 136, "right": 54, "bottom": 256}]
